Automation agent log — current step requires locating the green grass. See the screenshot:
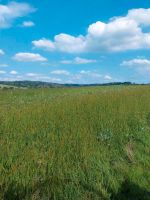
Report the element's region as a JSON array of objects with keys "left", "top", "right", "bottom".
[{"left": 0, "top": 86, "right": 150, "bottom": 200}]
